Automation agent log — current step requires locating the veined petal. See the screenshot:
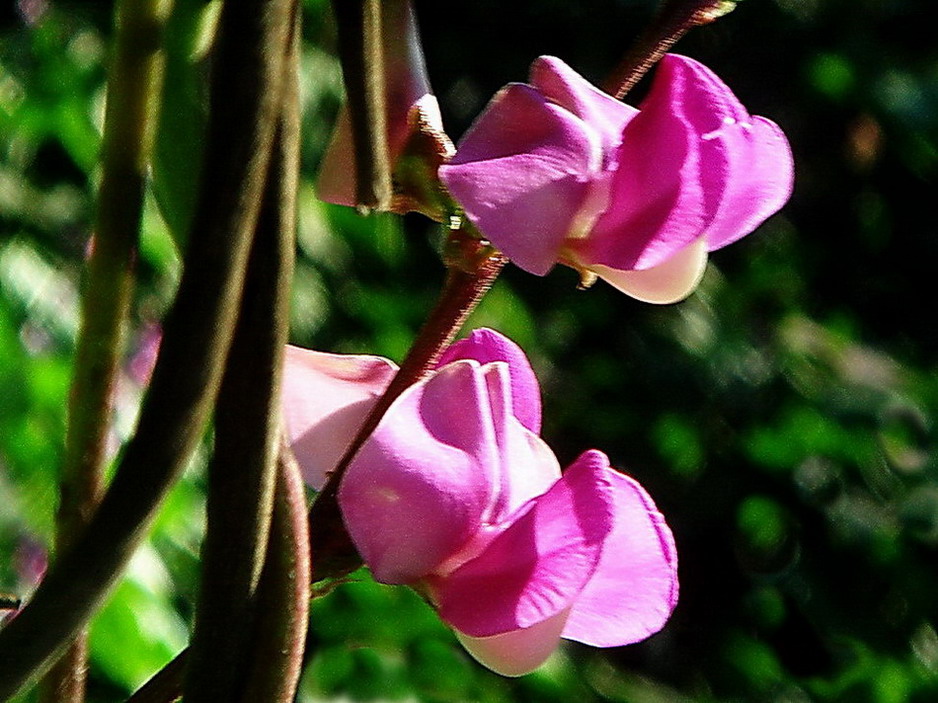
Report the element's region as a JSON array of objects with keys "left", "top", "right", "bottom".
[
  {"left": 435, "top": 452, "right": 614, "bottom": 637},
  {"left": 653, "top": 55, "right": 794, "bottom": 251},
  {"left": 282, "top": 346, "right": 397, "bottom": 489},
  {"left": 480, "top": 362, "right": 560, "bottom": 520},
  {"left": 589, "top": 237, "right": 708, "bottom": 304},
  {"left": 439, "top": 84, "right": 603, "bottom": 276},
  {"left": 438, "top": 327, "right": 542, "bottom": 433},
  {"left": 581, "top": 56, "right": 710, "bottom": 272},
  {"left": 529, "top": 56, "right": 638, "bottom": 157},
  {"left": 562, "top": 453, "right": 679, "bottom": 647},
  {"left": 339, "top": 360, "right": 501, "bottom": 584},
  {"left": 455, "top": 607, "right": 571, "bottom": 677},
  {"left": 703, "top": 115, "right": 794, "bottom": 250}
]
